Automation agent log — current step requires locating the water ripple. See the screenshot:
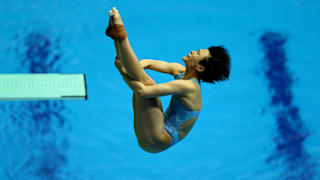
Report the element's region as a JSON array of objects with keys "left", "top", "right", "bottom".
[
  {"left": 0, "top": 31, "right": 70, "bottom": 180},
  {"left": 260, "top": 32, "right": 317, "bottom": 179}
]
